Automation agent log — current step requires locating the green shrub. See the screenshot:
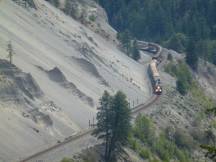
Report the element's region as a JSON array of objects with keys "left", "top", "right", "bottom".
[
  {"left": 175, "top": 149, "right": 190, "bottom": 162},
  {"left": 133, "top": 114, "right": 155, "bottom": 145},
  {"left": 81, "top": 150, "right": 97, "bottom": 162},
  {"left": 61, "top": 158, "right": 75, "bottom": 162},
  {"left": 149, "top": 157, "right": 160, "bottom": 162},
  {"left": 167, "top": 53, "right": 173, "bottom": 61},
  {"left": 128, "top": 136, "right": 140, "bottom": 151},
  {"left": 152, "top": 134, "right": 175, "bottom": 162},
  {"left": 89, "top": 15, "right": 96, "bottom": 22},
  {"left": 165, "top": 62, "right": 193, "bottom": 95},
  {"left": 164, "top": 33, "right": 188, "bottom": 53},
  {"left": 139, "top": 148, "right": 150, "bottom": 159},
  {"left": 174, "top": 129, "right": 195, "bottom": 151}
]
